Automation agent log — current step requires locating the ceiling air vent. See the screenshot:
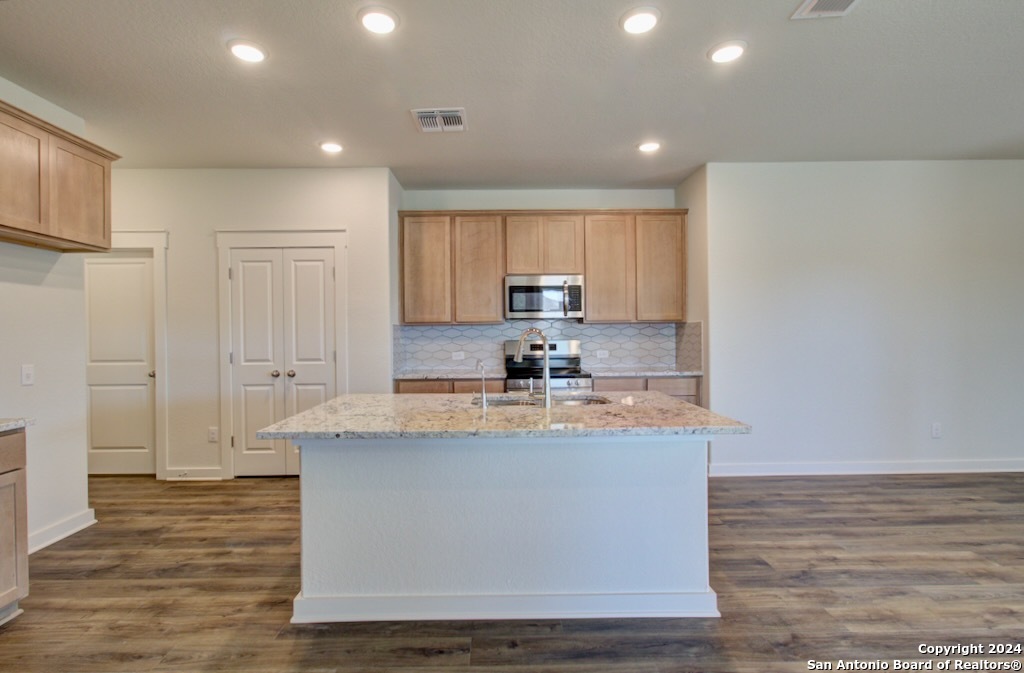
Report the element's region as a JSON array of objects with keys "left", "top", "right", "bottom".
[
  {"left": 411, "top": 108, "right": 466, "bottom": 133},
  {"left": 791, "top": 0, "right": 861, "bottom": 19}
]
